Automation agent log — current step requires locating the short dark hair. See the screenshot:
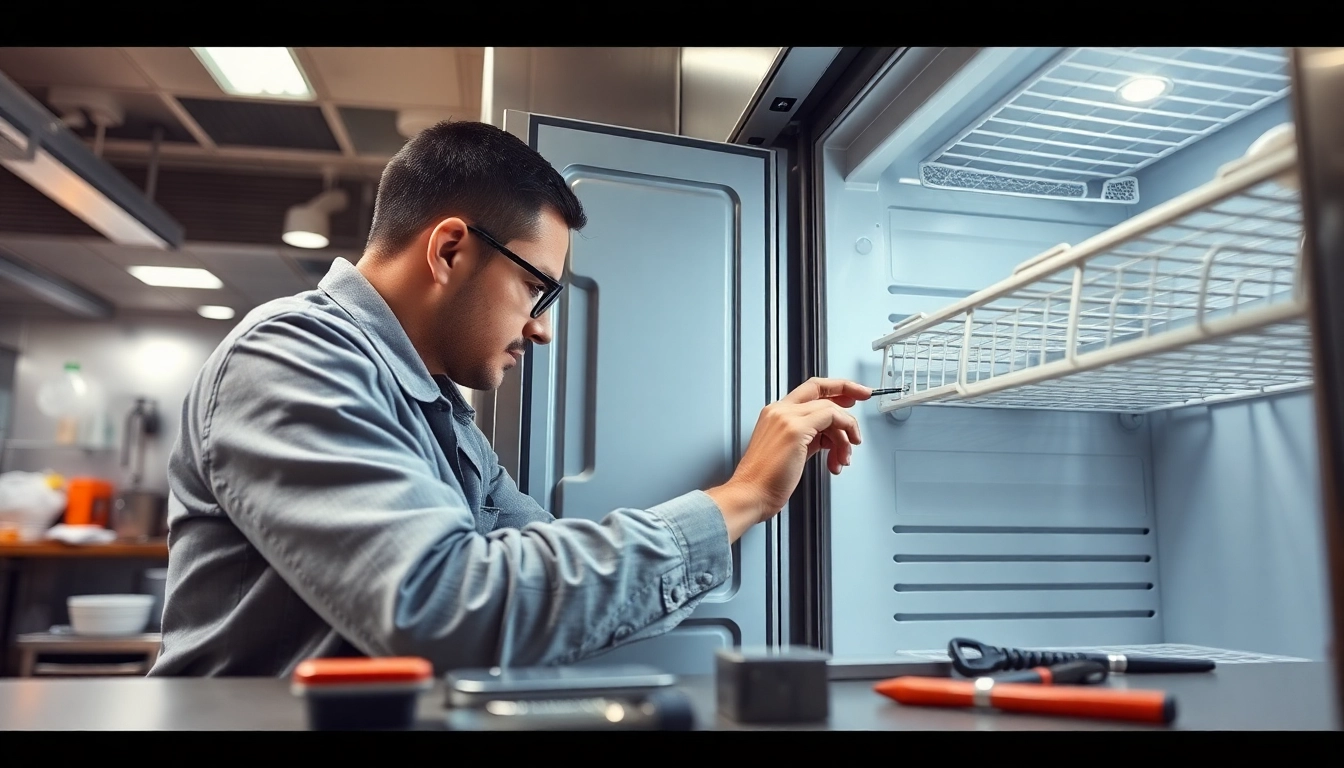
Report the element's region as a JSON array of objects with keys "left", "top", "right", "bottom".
[{"left": 365, "top": 120, "right": 587, "bottom": 257}]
